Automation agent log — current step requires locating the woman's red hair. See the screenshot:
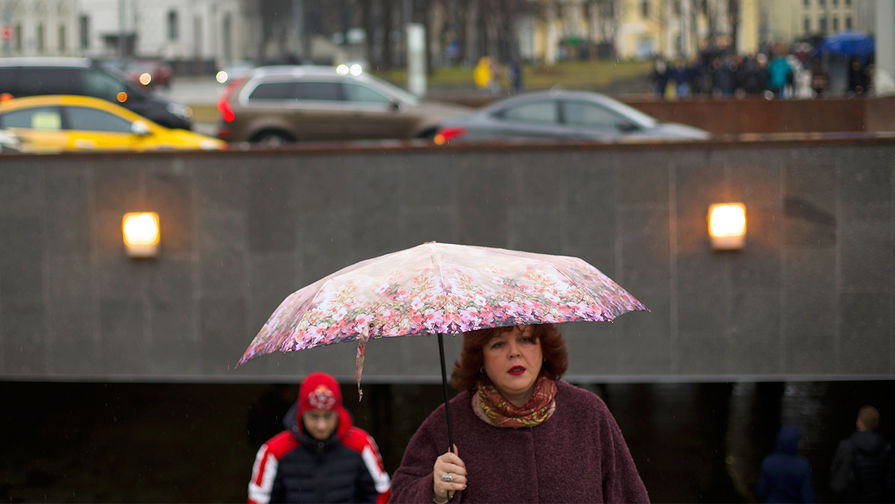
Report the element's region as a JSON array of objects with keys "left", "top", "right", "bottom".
[{"left": 449, "top": 323, "right": 568, "bottom": 391}]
